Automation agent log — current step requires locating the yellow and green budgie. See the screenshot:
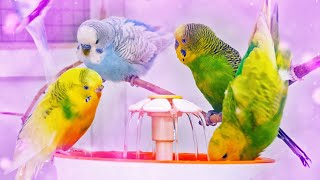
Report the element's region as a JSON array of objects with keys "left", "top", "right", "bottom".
[
  {"left": 175, "top": 0, "right": 310, "bottom": 166},
  {"left": 208, "top": 1, "right": 292, "bottom": 161},
  {"left": 175, "top": 23, "right": 241, "bottom": 114},
  {"left": 5, "top": 67, "right": 104, "bottom": 180}
]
